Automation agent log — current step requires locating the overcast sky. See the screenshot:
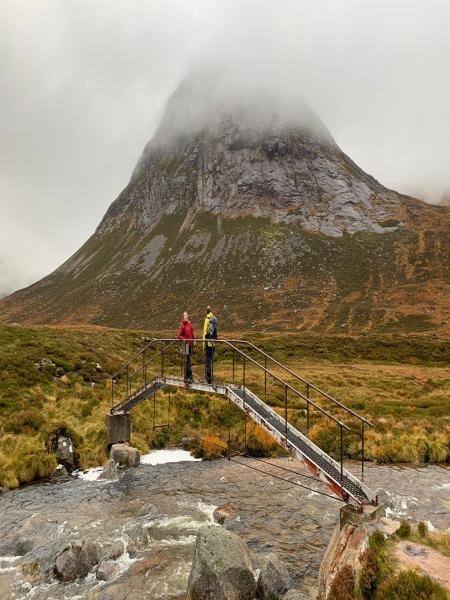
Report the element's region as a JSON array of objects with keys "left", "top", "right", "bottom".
[{"left": 1, "top": 0, "right": 449, "bottom": 297}]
